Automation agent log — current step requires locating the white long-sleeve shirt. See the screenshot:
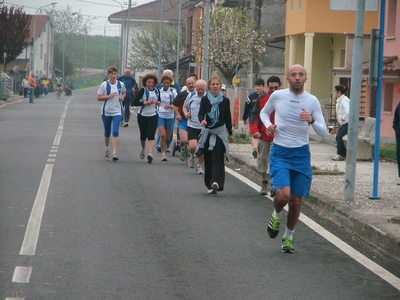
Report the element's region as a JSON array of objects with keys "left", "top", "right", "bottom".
[
  {"left": 260, "top": 88, "right": 328, "bottom": 148},
  {"left": 336, "top": 94, "right": 350, "bottom": 125}
]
